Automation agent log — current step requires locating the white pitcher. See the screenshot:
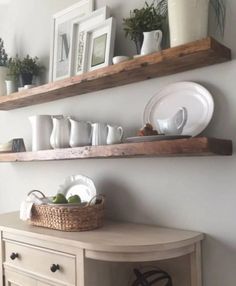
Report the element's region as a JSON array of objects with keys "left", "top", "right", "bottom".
[
  {"left": 29, "top": 115, "right": 53, "bottom": 151},
  {"left": 107, "top": 125, "right": 124, "bottom": 145},
  {"left": 50, "top": 116, "right": 70, "bottom": 149},
  {"left": 140, "top": 30, "right": 163, "bottom": 56},
  {"left": 156, "top": 107, "right": 188, "bottom": 135},
  {"left": 91, "top": 123, "right": 108, "bottom": 146},
  {"left": 69, "top": 118, "right": 92, "bottom": 147}
]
